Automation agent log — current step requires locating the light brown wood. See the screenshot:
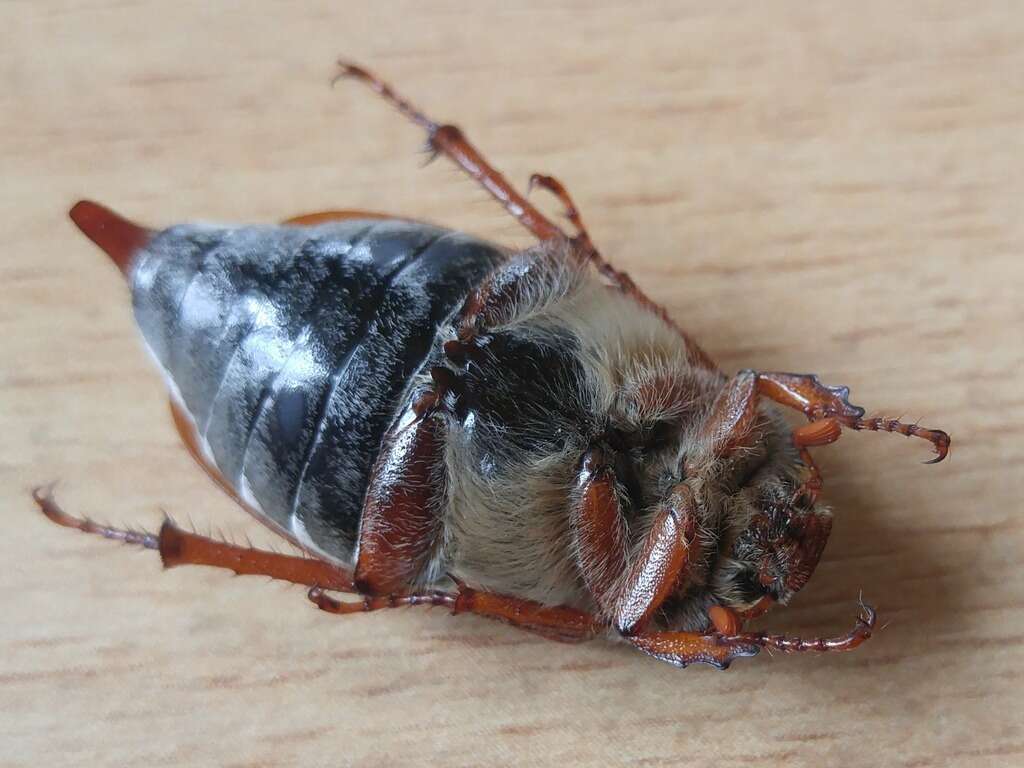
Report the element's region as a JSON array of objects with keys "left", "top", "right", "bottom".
[{"left": 3, "top": 3, "right": 1022, "bottom": 766}]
